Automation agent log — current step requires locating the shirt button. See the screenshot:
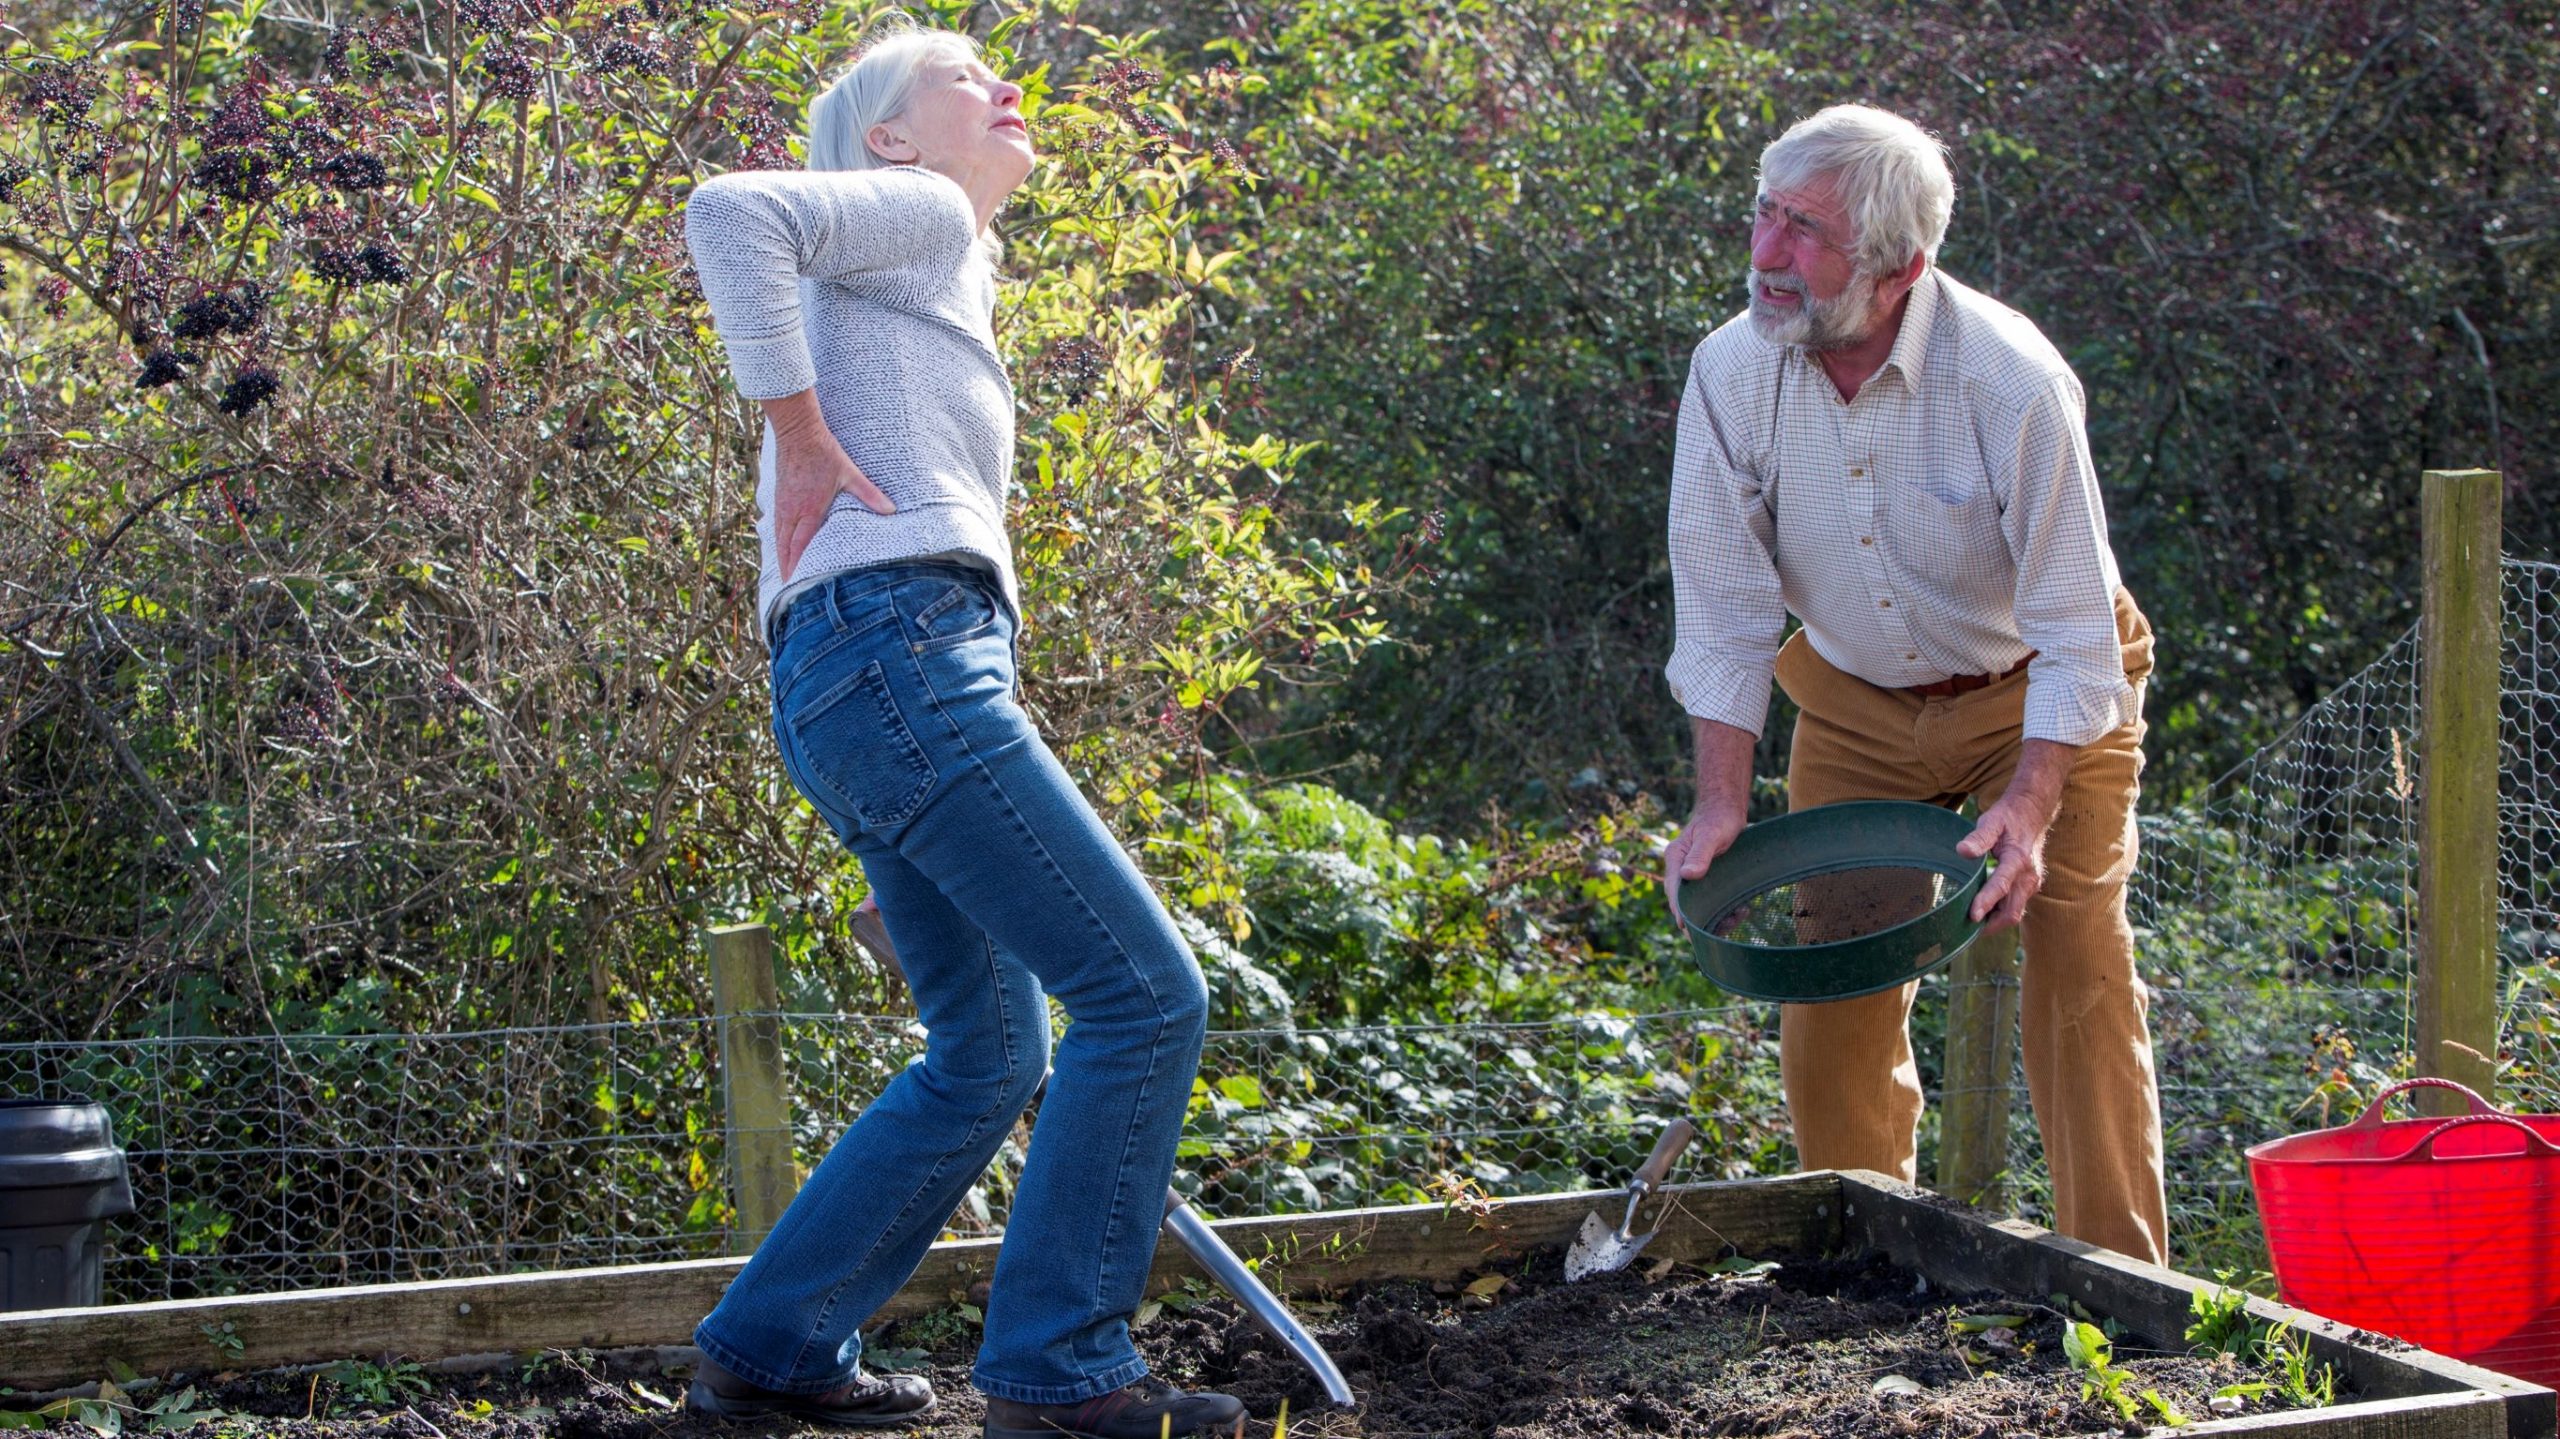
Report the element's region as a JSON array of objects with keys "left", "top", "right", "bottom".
[
  {"left": 1849, "top": 467, "right": 1865, "bottom": 478},
  {"left": 1906, "top": 652, "right": 1918, "bottom": 661},
  {"left": 1879, "top": 599, "right": 1893, "bottom": 609},
  {"left": 1860, "top": 536, "right": 1874, "bottom": 546}
]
